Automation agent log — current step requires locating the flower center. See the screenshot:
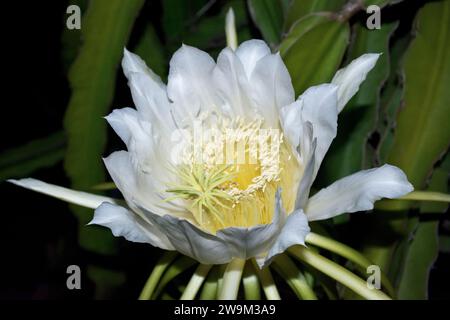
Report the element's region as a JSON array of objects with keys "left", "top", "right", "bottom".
[{"left": 166, "top": 115, "right": 300, "bottom": 233}]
